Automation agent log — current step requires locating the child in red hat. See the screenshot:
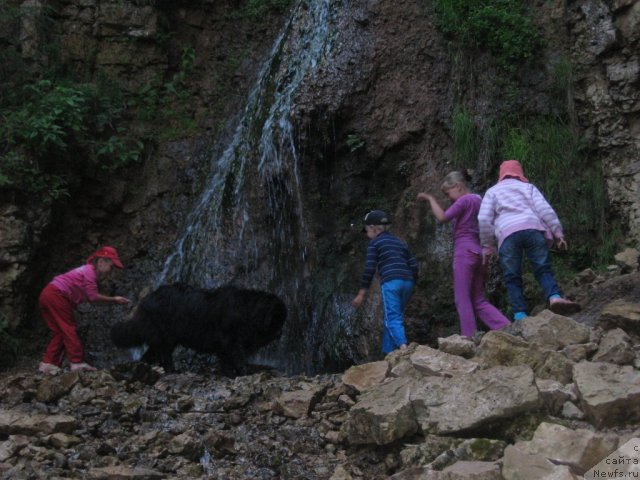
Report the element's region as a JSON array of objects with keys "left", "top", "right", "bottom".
[{"left": 38, "top": 246, "right": 130, "bottom": 374}]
